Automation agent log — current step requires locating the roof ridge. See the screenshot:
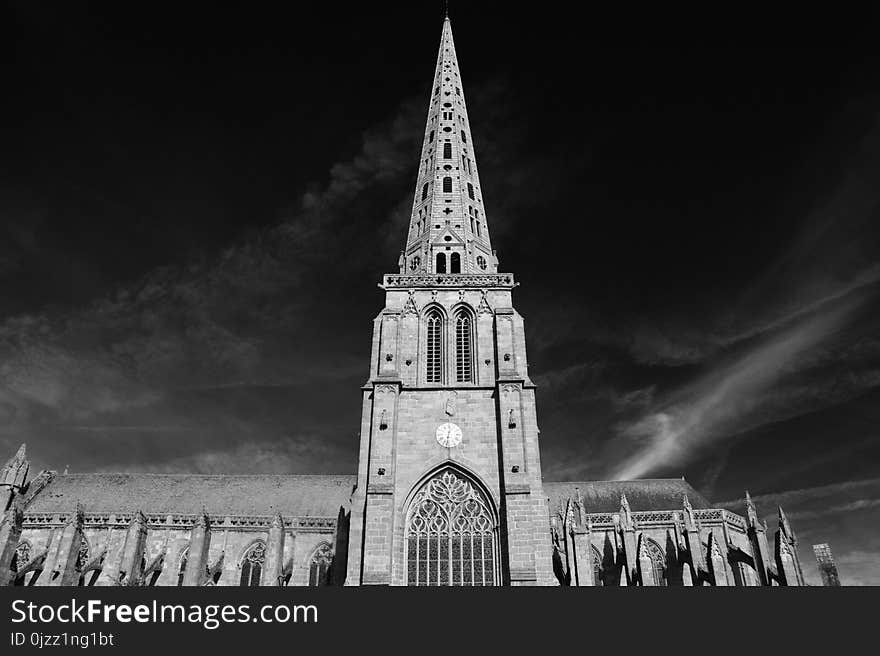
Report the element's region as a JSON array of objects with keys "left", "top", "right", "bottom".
[{"left": 52, "top": 472, "right": 356, "bottom": 479}]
